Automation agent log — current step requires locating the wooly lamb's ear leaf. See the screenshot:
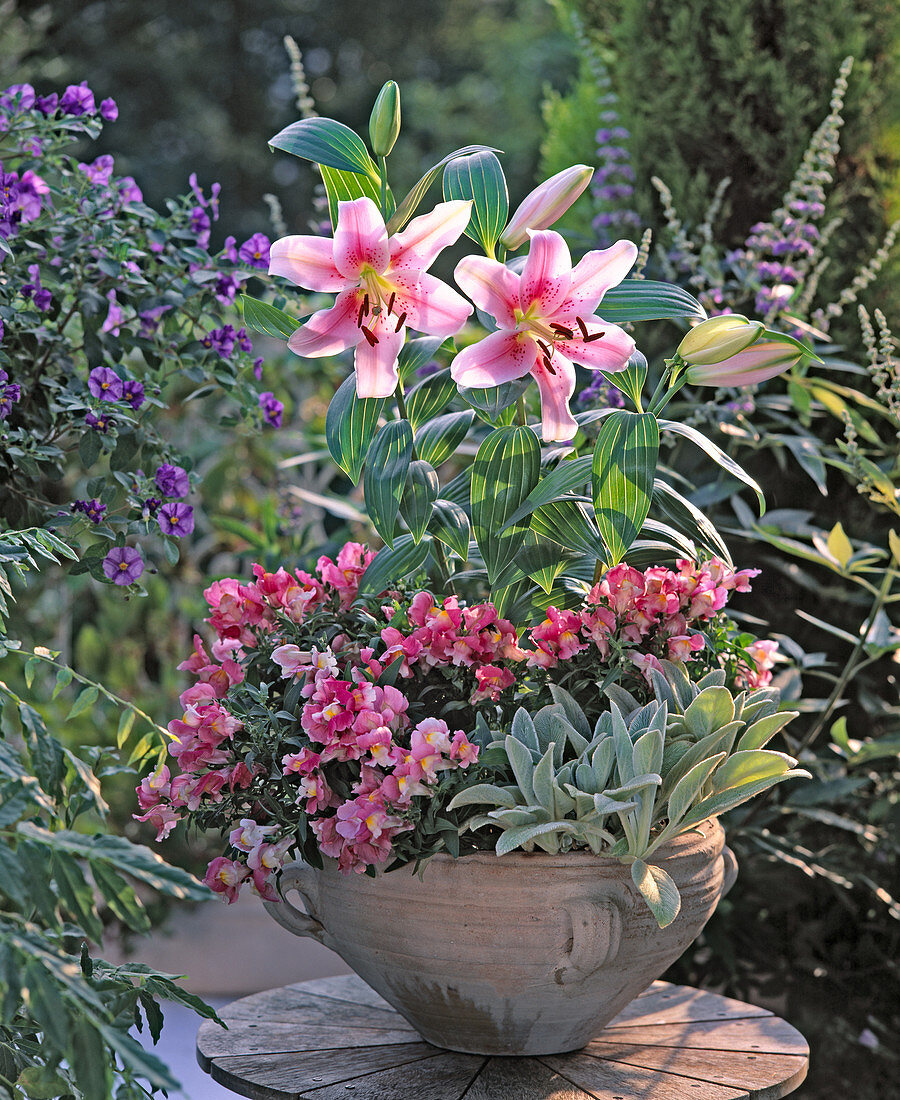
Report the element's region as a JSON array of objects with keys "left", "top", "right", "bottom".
[
  {"left": 665, "top": 753, "right": 727, "bottom": 828},
  {"left": 631, "top": 859, "right": 682, "bottom": 928},
  {"left": 710, "top": 749, "right": 798, "bottom": 793},
  {"left": 447, "top": 784, "right": 519, "bottom": 811},
  {"left": 495, "top": 821, "right": 570, "bottom": 856},
  {"left": 736, "top": 710, "right": 800, "bottom": 751},
  {"left": 505, "top": 732, "right": 537, "bottom": 802},
  {"left": 510, "top": 708, "right": 540, "bottom": 754},
  {"left": 548, "top": 684, "right": 592, "bottom": 741},
  {"left": 683, "top": 686, "right": 736, "bottom": 739},
  {"left": 680, "top": 768, "right": 810, "bottom": 830}
]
